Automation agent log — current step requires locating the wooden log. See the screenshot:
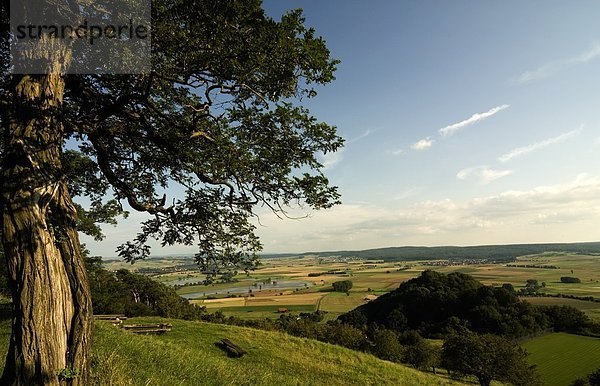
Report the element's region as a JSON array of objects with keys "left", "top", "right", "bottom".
[
  {"left": 121, "top": 323, "right": 172, "bottom": 334},
  {"left": 129, "top": 329, "right": 169, "bottom": 335},
  {"left": 218, "top": 338, "right": 247, "bottom": 358},
  {"left": 94, "top": 314, "right": 128, "bottom": 320}
]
